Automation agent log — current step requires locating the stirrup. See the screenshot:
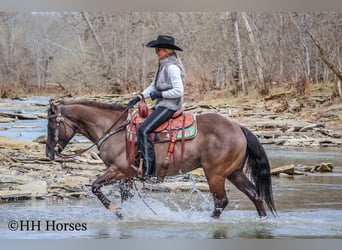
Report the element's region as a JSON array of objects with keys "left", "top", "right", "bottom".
[{"left": 130, "top": 165, "right": 138, "bottom": 171}]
